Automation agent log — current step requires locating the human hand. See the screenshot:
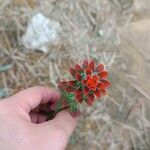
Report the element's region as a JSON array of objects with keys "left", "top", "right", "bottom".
[{"left": 0, "top": 86, "right": 78, "bottom": 150}]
